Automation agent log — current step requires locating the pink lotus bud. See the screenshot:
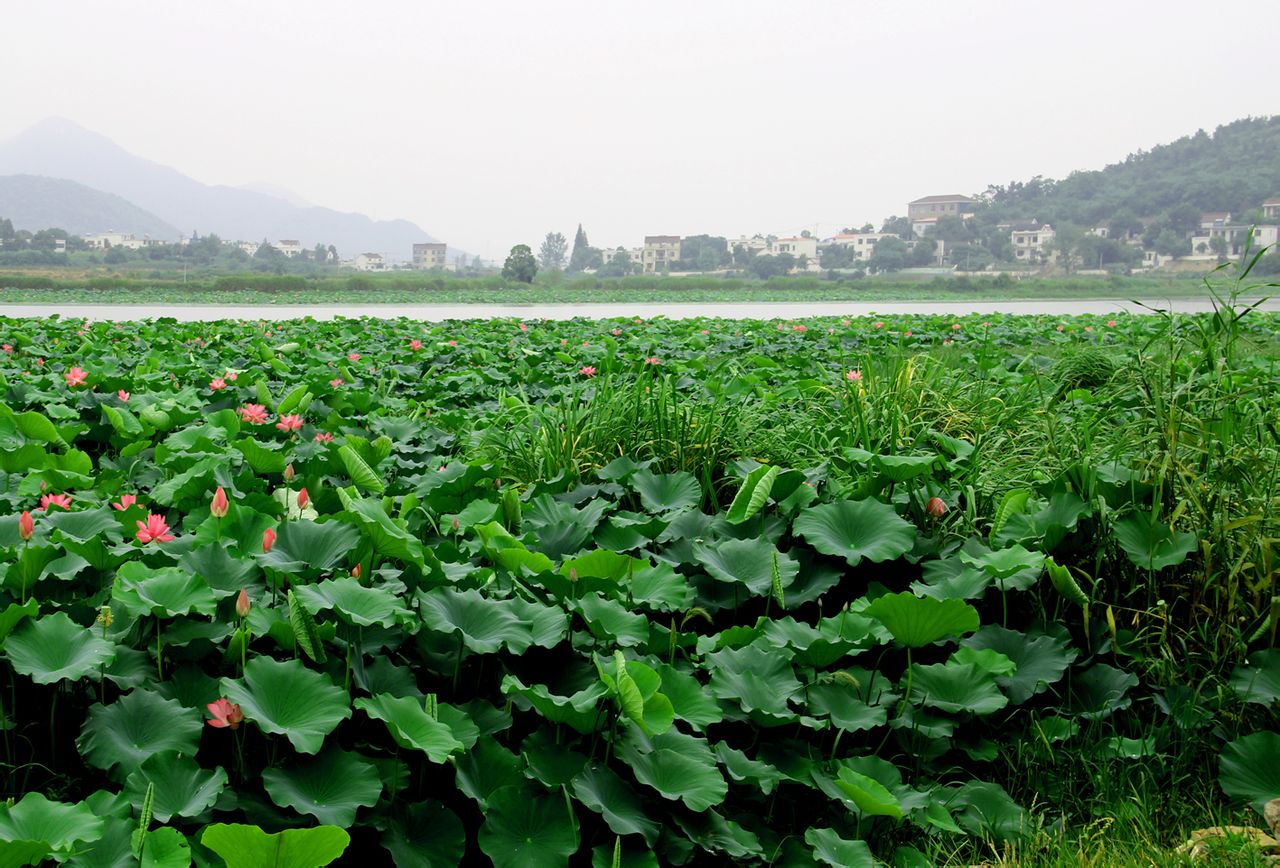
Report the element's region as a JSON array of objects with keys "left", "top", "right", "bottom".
[
  {"left": 235, "top": 588, "right": 251, "bottom": 619},
  {"left": 925, "top": 497, "right": 947, "bottom": 519},
  {"left": 19, "top": 510, "right": 34, "bottom": 541},
  {"left": 297, "top": 487, "right": 309, "bottom": 510},
  {"left": 262, "top": 527, "right": 276, "bottom": 553},
  {"left": 451, "top": 516, "right": 460, "bottom": 532},
  {"left": 351, "top": 564, "right": 362, "bottom": 578},
  {"left": 284, "top": 463, "right": 295, "bottom": 483},
  {"left": 210, "top": 486, "right": 229, "bottom": 518}
]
